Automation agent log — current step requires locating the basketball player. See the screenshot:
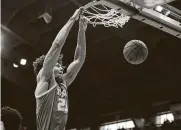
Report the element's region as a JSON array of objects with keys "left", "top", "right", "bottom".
[{"left": 33, "top": 7, "right": 87, "bottom": 130}]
